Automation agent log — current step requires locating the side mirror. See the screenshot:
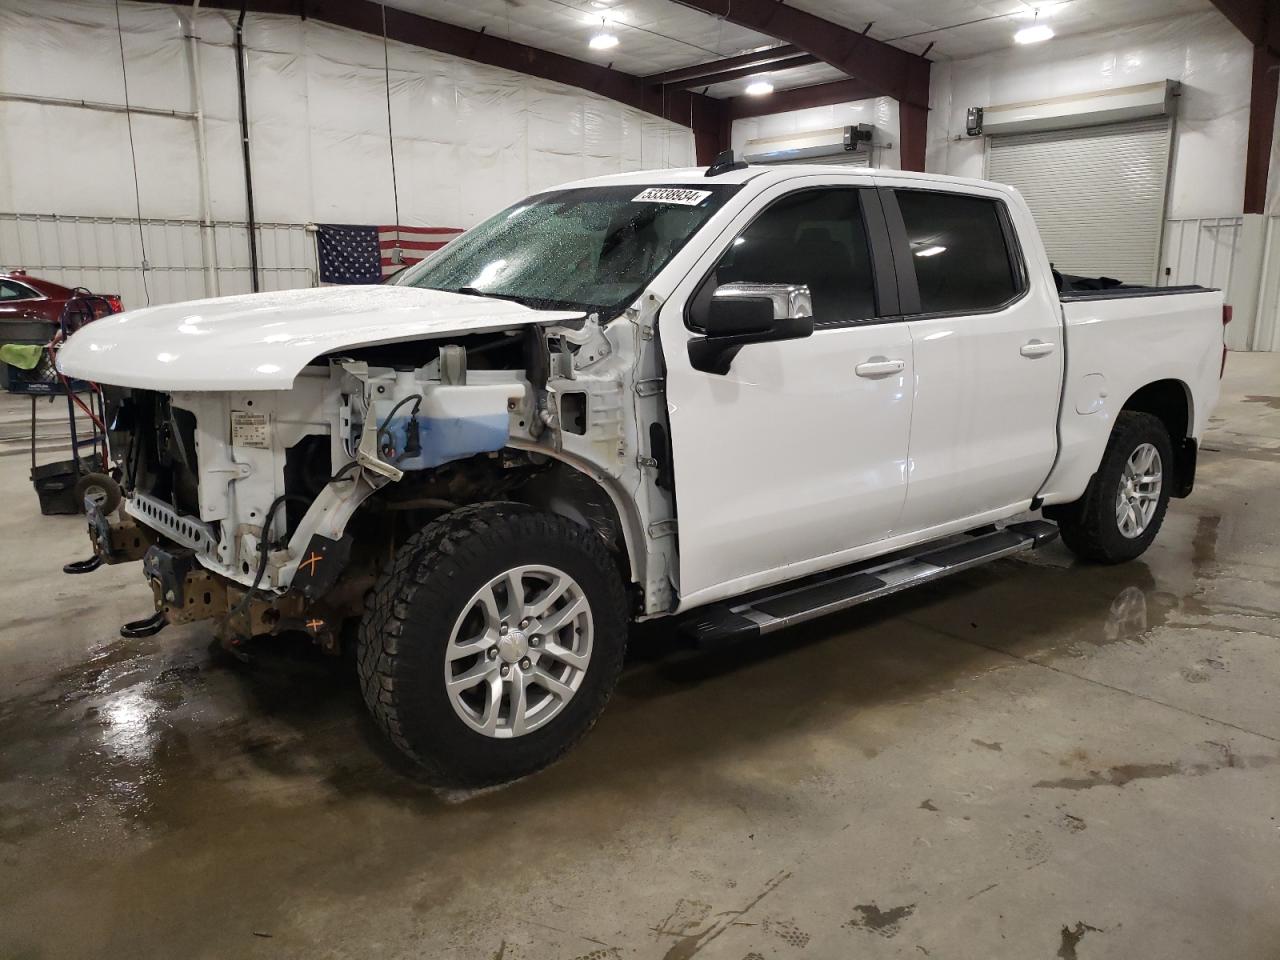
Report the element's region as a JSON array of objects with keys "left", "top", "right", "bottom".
[
  {"left": 704, "top": 282, "right": 813, "bottom": 336},
  {"left": 689, "top": 282, "right": 814, "bottom": 374}
]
